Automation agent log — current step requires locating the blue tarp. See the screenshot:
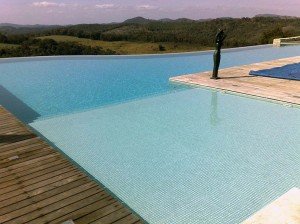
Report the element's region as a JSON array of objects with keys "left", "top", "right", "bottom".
[{"left": 250, "top": 63, "right": 300, "bottom": 81}]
